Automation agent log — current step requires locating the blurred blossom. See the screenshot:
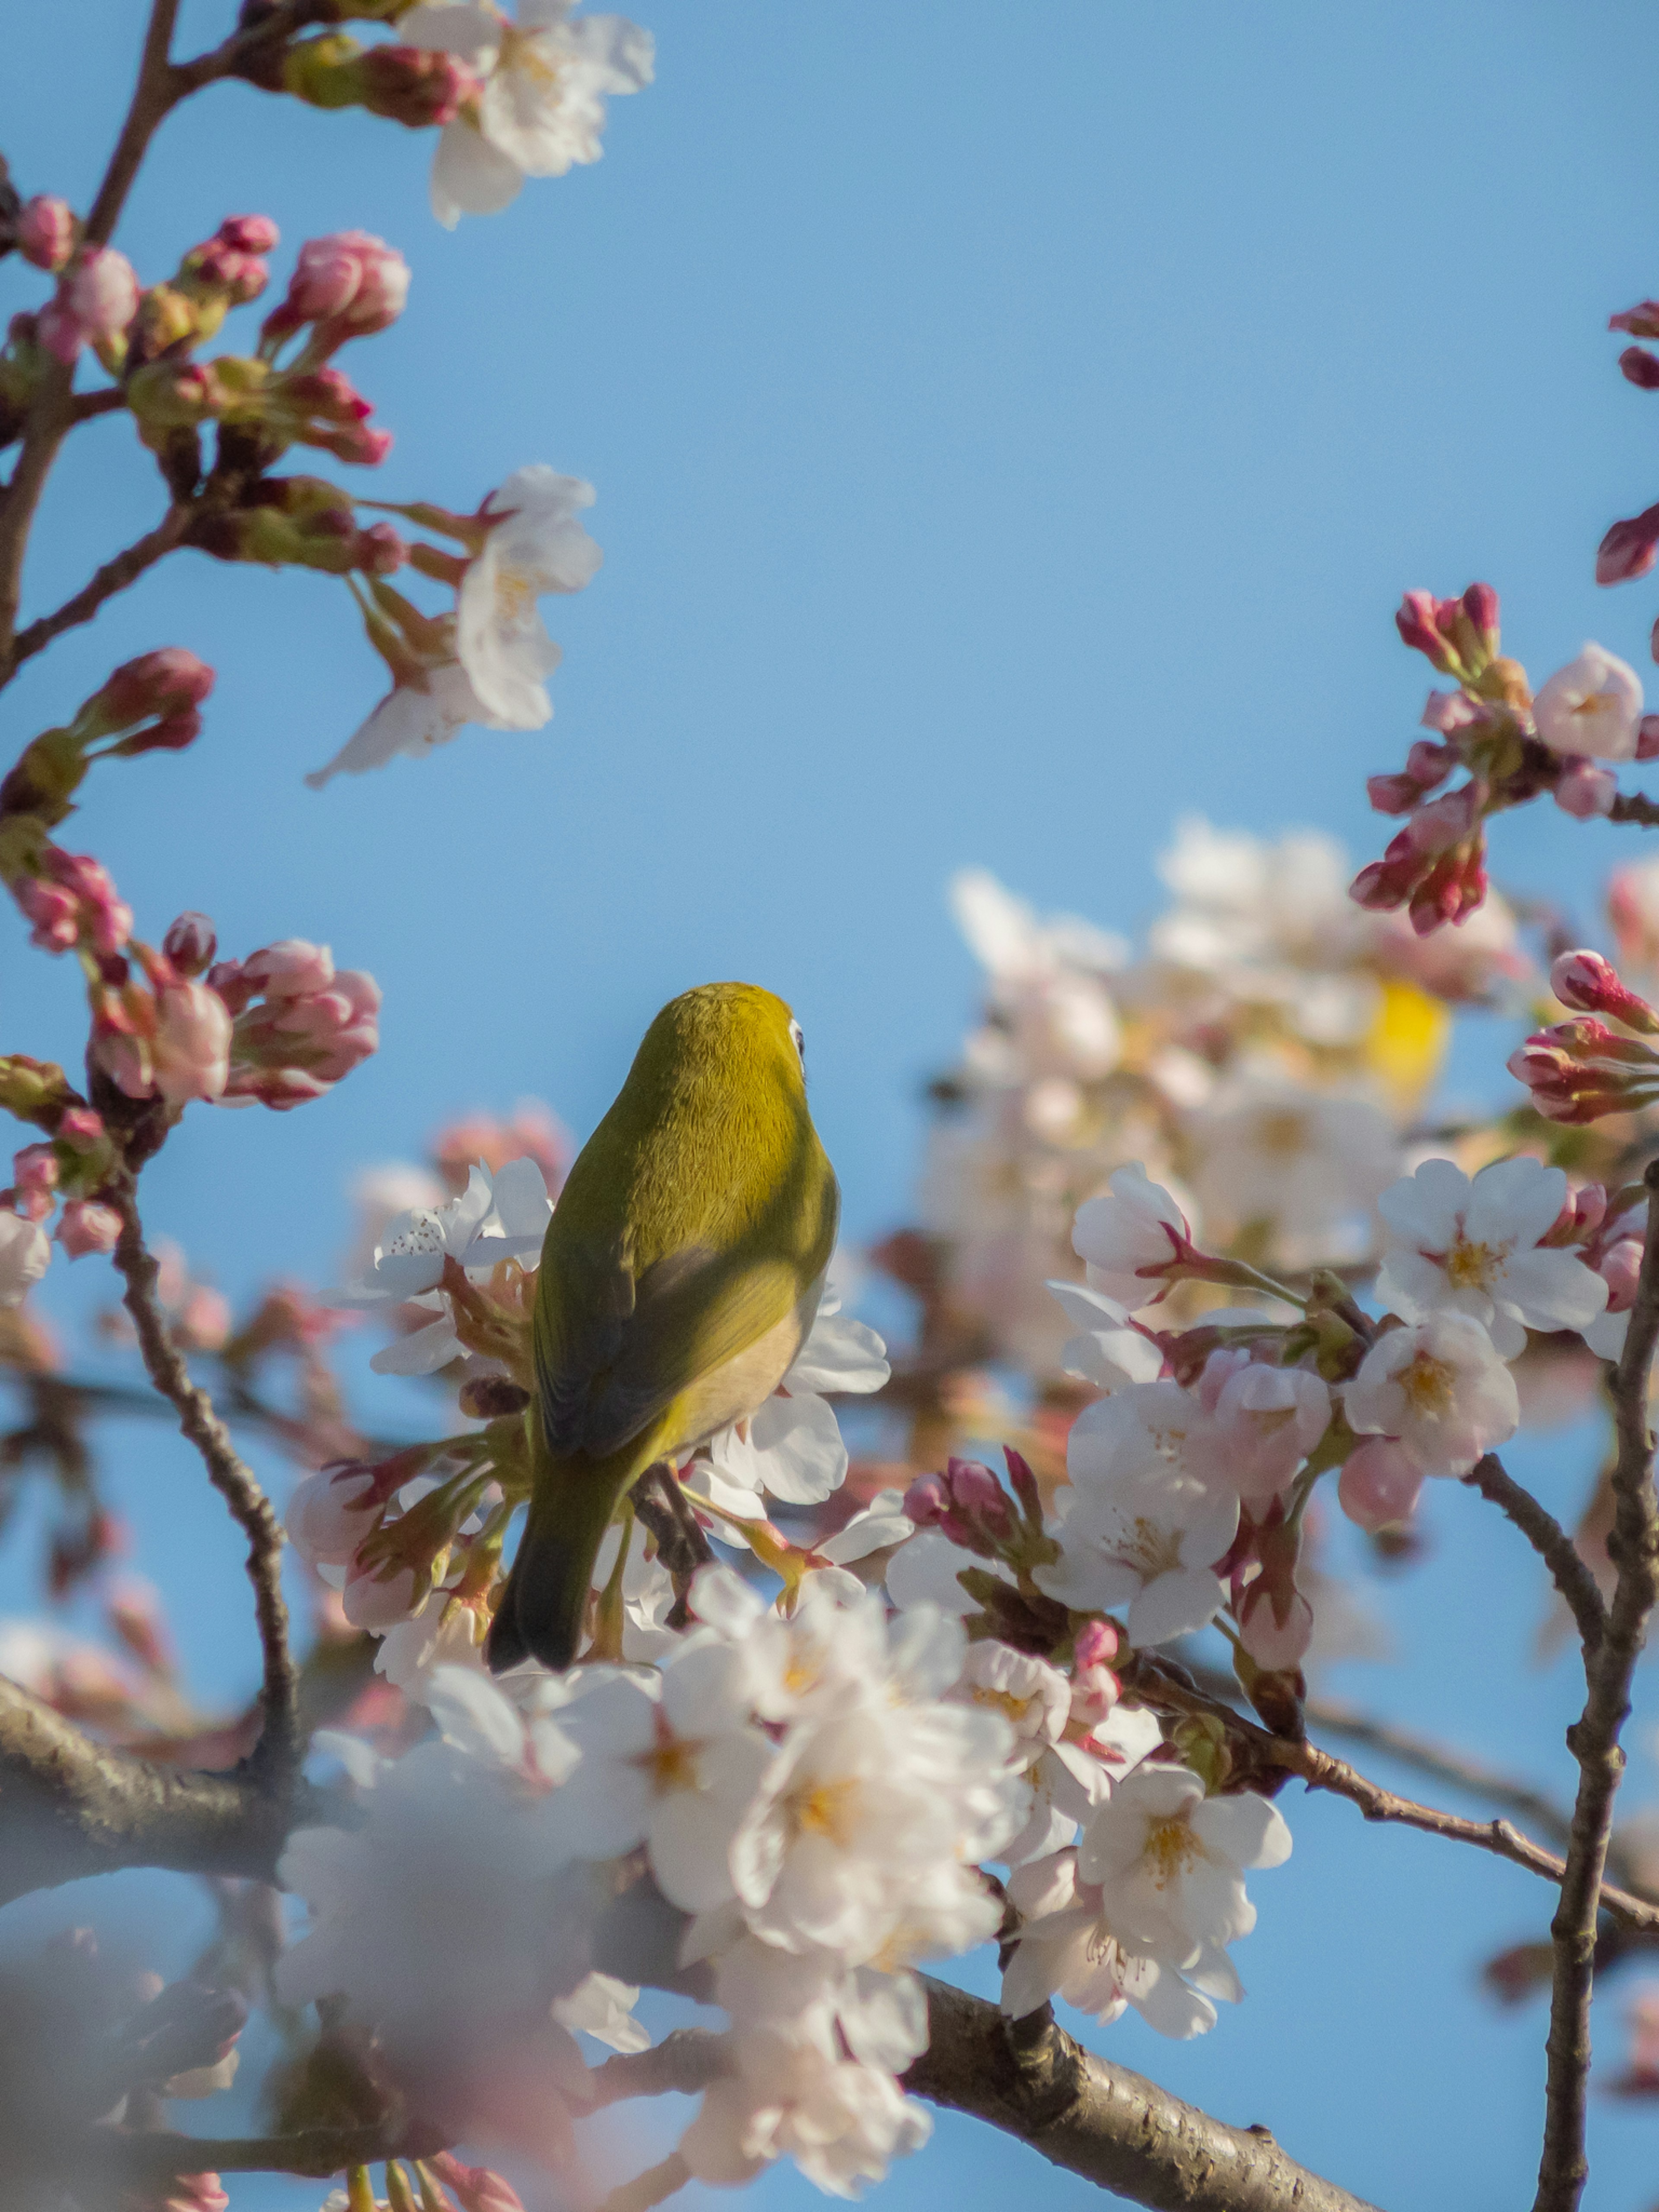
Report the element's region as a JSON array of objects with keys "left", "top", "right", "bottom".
[{"left": 1187, "top": 1084, "right": 1398, "bottom": 1270}]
